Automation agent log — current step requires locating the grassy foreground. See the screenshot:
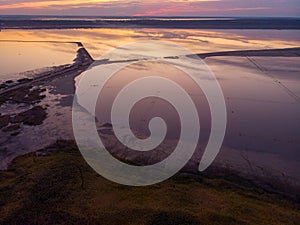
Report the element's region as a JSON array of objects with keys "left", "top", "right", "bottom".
[{"left": 0, "top": 141, "right": 299, "bottom": 225}]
